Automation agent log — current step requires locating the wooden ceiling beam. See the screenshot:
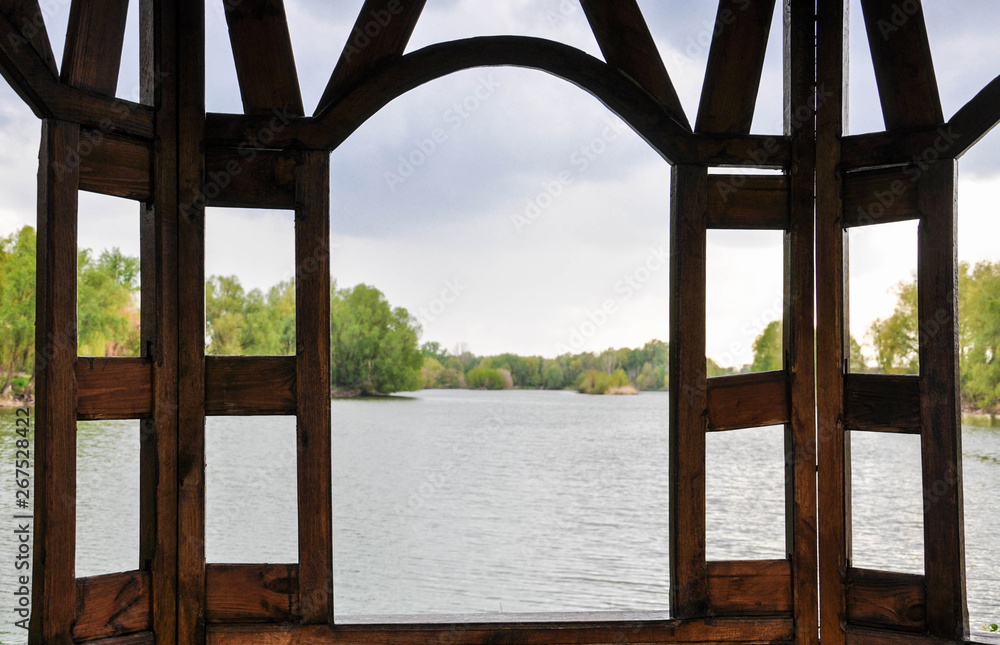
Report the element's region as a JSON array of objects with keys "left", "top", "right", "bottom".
[
  {"left": 579, "top": 0, "right": 690, "bottom": 131},
  {"left": 225, "top": 0, "right": 304, "bottom": 116},
  {"left": 860, "top": 0, "right": 943, "bottom": 130},
  {"left": 696, "top": 0, "right": 776, "bottom": 134},
  {"left": 61, "top": 0, "right": 130, "bottom": 95},
  {"left": 314, "top": 0, "right": 426, "bottom": 116}
]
